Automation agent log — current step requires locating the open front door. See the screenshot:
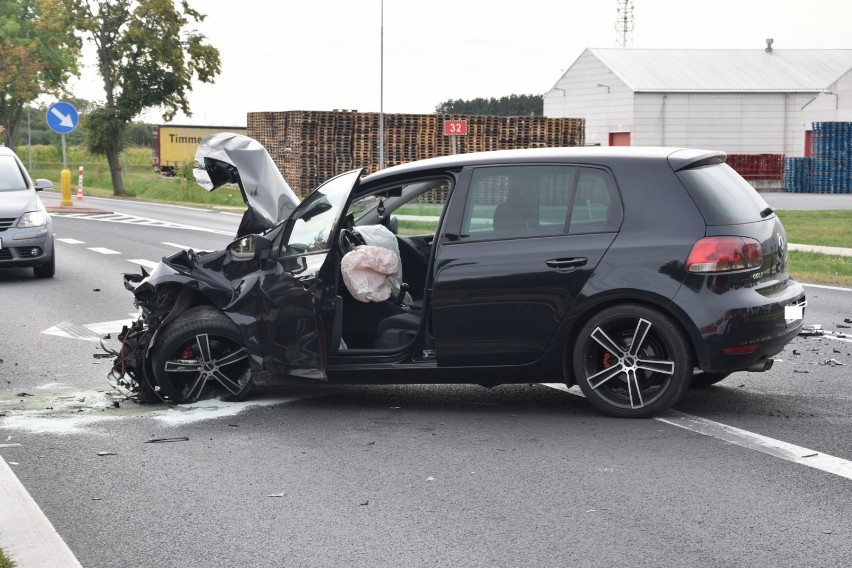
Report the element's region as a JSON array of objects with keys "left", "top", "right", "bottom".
[{"left": 257, "top": 169, "right": 363, "bottom": 380}]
